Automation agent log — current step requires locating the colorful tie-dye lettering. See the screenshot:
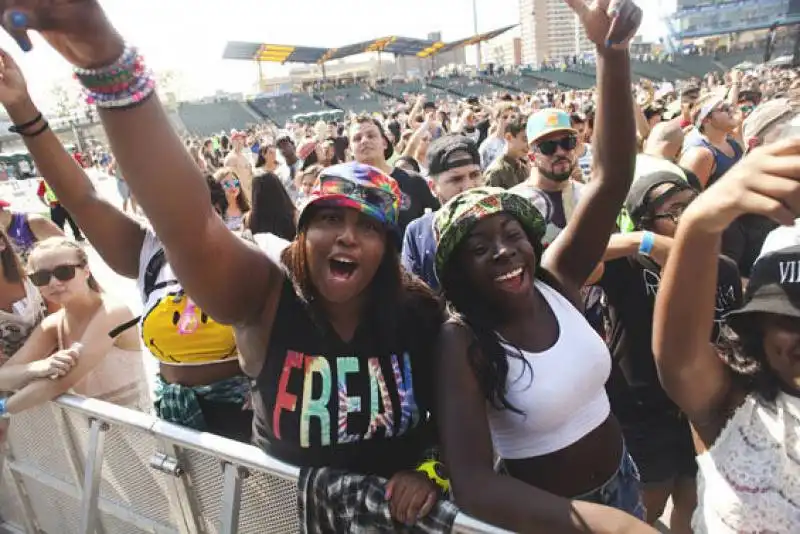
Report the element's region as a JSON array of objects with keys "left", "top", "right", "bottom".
[
  {"left": 337, "top": 356, "right": 361, "bottom": 443},
  {"left": 393, "top": 353, "right": 420, "bottom": 434},
  {"left": 272, "top": 351, "right": 419, "bottom": 448},
  {"left": 273, "top": 350, "right": 303, "bottom": 440},
  {"left": 364, "top": 357, "right": 395, "bottom": 439},
  {"left": 301, "top": 356, "right": 332, "bottom": 447}
]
